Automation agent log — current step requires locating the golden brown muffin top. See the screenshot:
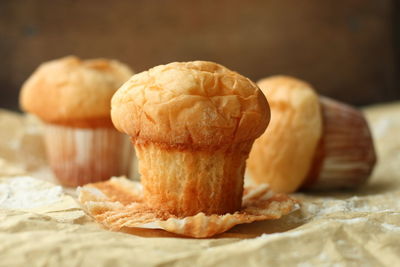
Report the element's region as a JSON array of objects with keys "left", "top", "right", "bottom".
[
  {"left": 111, "top": 61, "right": 270, "bottom": 149},
  {"left": 20, "top": 56, "right": 133, "bottom": 128},
  {"left": 248, "top": 75, "right": 322, "bottom": 193}
]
